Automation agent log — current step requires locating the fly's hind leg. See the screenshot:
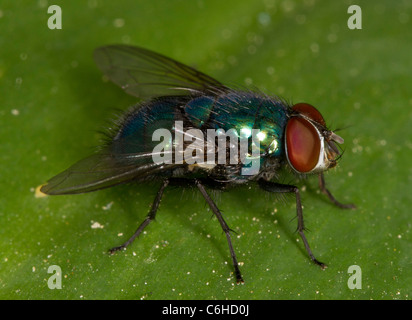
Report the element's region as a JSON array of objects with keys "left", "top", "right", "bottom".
[
  {"left": 318, "top": 173, "right": 356, "bottom": 209},
  {"left": 109, "top": 179, "right": 169, "bottom": 253}
]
